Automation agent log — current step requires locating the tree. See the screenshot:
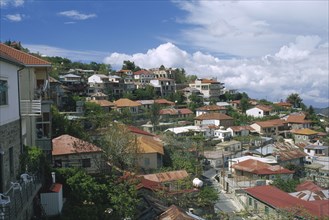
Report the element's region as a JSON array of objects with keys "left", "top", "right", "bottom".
[
  {"left": 148, "top": 103, "right": 161, "bottom": 132},
  {"left": 271, "top": 176, "right": 299, "bottom": 192},
  {"left": 240, "top": 97, "right": 250, "bottom": 113},
  {"left": 174, "top": 68, "right": 187, "bottom": 84},
  {"left": 188, "top": 93, "right": 203, "bottom": 111},
  {"left": 286, "top": 93, "right": 303, "bottom": 109},
  {"left": 122, "top": 60, "right": 140, "bottom": 72}
]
